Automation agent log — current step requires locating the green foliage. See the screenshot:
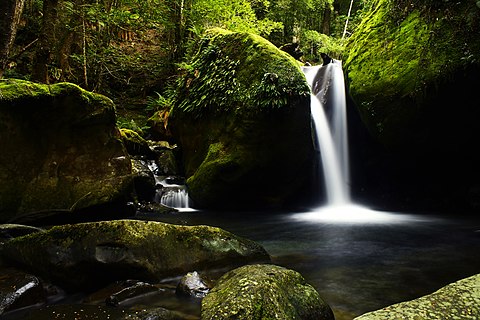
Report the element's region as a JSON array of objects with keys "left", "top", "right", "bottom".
[
  {"left": 116, "top": 117, "right": 149, "bottom": 135},
  {"left": 189, "top": 0, "right": 283, "bottom": 37},
  {"left": 146, "top": 91, "right": 171, "bottom": 112},
  {"left": 172, "top": 42, "right": 241, "bottom": 117},
  {"left": 300, "top": 30, "right": 345, "bottom": 62},
  {"left": 170, "top": 29, "right": 310, "bottom": 119}
]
